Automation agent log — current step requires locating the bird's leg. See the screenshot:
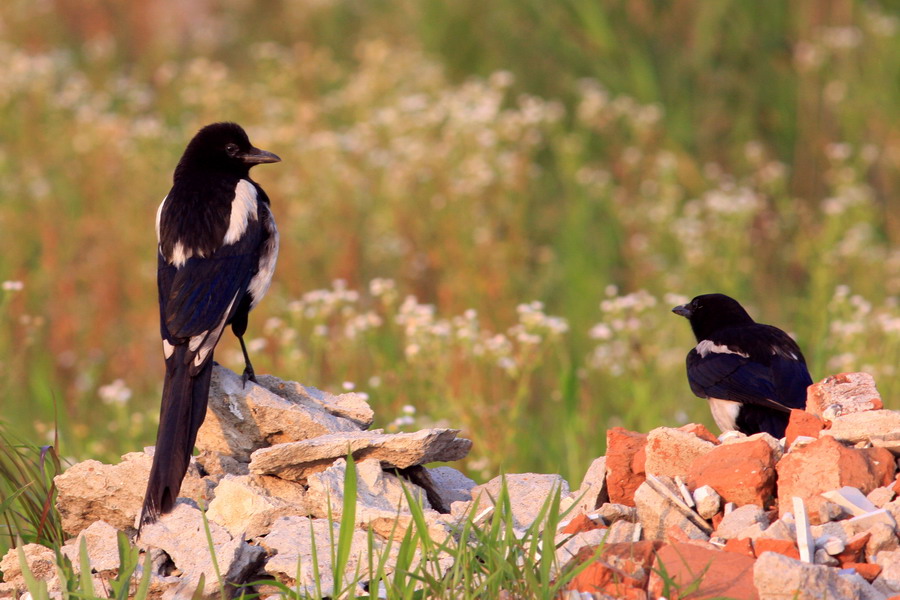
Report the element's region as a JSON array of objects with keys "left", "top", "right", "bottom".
[{"left": 238, "top": 335, "right": 257, "bottom": 386}]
